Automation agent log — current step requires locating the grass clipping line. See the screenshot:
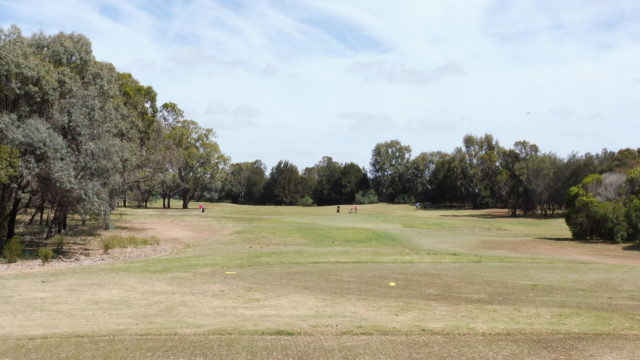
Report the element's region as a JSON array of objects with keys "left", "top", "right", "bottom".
[{"left": 100, "top": 235, "right": 159, "bottom": 254}]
